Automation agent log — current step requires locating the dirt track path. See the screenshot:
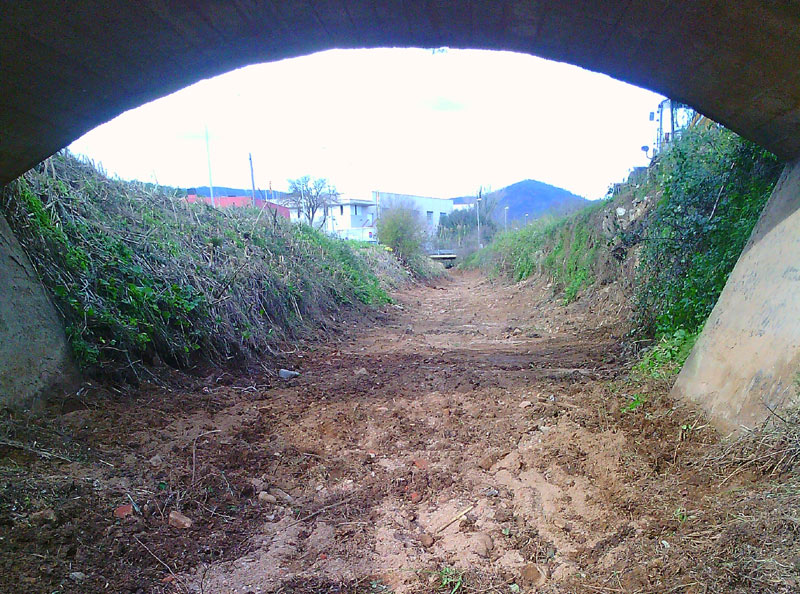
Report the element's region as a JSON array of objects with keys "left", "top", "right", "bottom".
[
  {"left": 5, "top": 271, "right": 717, "bottom": 594},
  {"left": 185, "top": 271, "right": 657, "bottom": 592}
]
